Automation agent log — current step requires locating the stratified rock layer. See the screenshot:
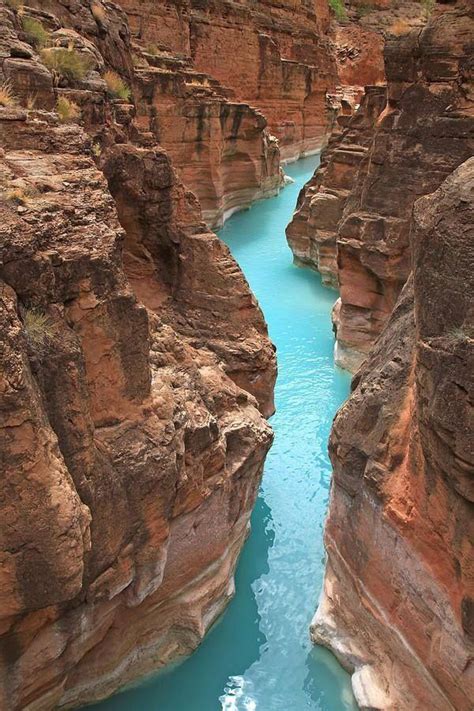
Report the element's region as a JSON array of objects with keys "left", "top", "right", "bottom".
[
  {"left": 286, "top": 84, "right": 387, "bottom": 288},
  {"left": 312, "top": 158, "right": 474, "bottom": 711},
  {"left": 0, "top": 1, "right": 276, "bottom": 708},
  {"left": 131, "top": 49, "right": 282, "bottom": 227},
  {"left": 288, "top": 3, "right": 474, "bottom": 371},
  {"left": 333, "top": 4, "right": 474, "bottom": 369},
  {"left": 117, "top": 0, "right": 338, "bottom": 161}
]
